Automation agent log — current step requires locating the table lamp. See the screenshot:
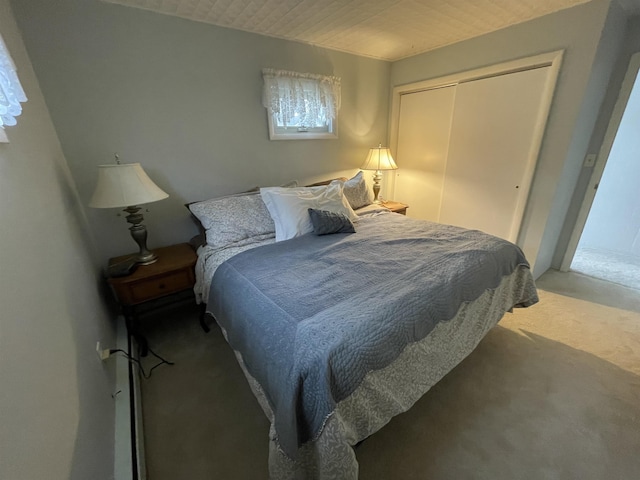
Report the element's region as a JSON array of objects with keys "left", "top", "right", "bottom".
[
  {"left": 360, "top": 144, "right": 398, "bottom": 203},
  {"left": 89, "top": 158, "right": 169, "bottom": 265}
]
